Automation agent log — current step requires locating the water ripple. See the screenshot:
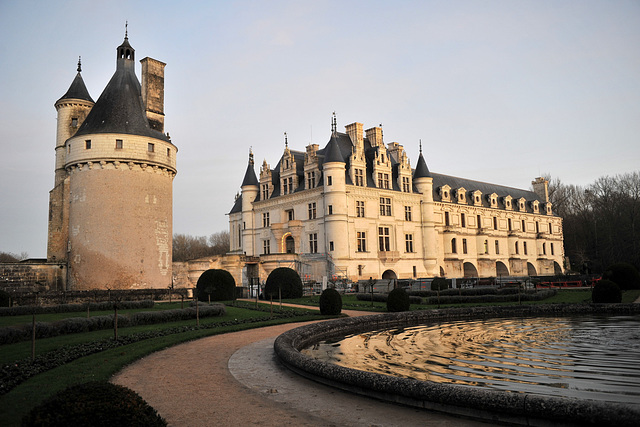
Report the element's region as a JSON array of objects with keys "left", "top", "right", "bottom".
[{"left": 302, "top": 315, "right": 640, "bottom": 404}]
